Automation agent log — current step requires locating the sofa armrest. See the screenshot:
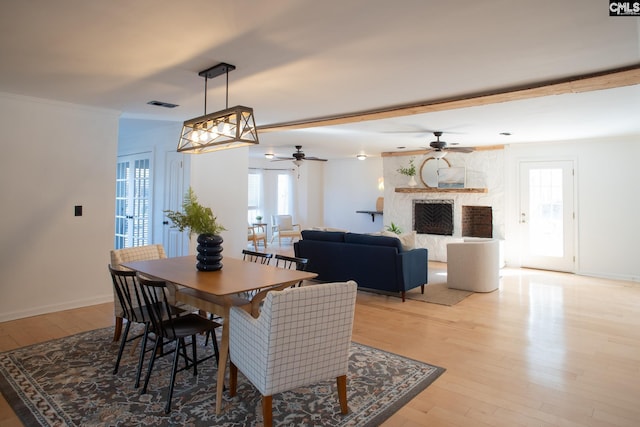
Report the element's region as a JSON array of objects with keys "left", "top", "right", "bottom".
[{"left": 397, "top": 248, "right": 429, "bottom": 291}]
